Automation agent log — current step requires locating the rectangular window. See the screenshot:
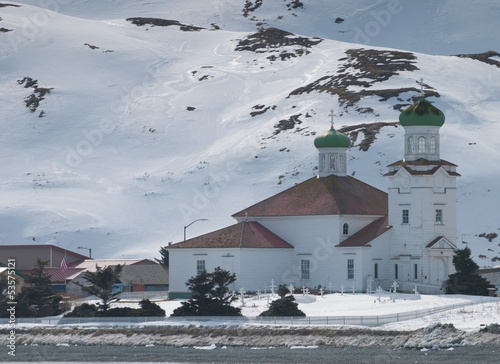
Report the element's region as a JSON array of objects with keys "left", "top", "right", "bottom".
[
  {"left": 435, "top": 209, "right": 443, "bottom": 224},
  {"left": 196, "top": 260, "right": 205, "bottom": 275},
  {"left": 374, "top": 263, "right": 379, "bottom": 279},
  {"left": 414, "top": 263, "right": 418, "bottom": 280},
  {"left": 394, "top": 264, "right": 399, "bottom": 279},
  {"left": 347, "top": 259, "right": 354, "bottom": 280},
  {"left": 402, "top": 209, "right": 409, "bottom": 224},
  {"left": 301, "top": 259, "right": 310, "bottom": 280}
]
